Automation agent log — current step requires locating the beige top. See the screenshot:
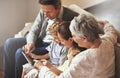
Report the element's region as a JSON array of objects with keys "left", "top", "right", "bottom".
[
  {"left": 58, "top": 48, "right": 80, "bottom": 71},
  {"left": 38, "top": 23, "right": 117, "bottom": 78}
]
